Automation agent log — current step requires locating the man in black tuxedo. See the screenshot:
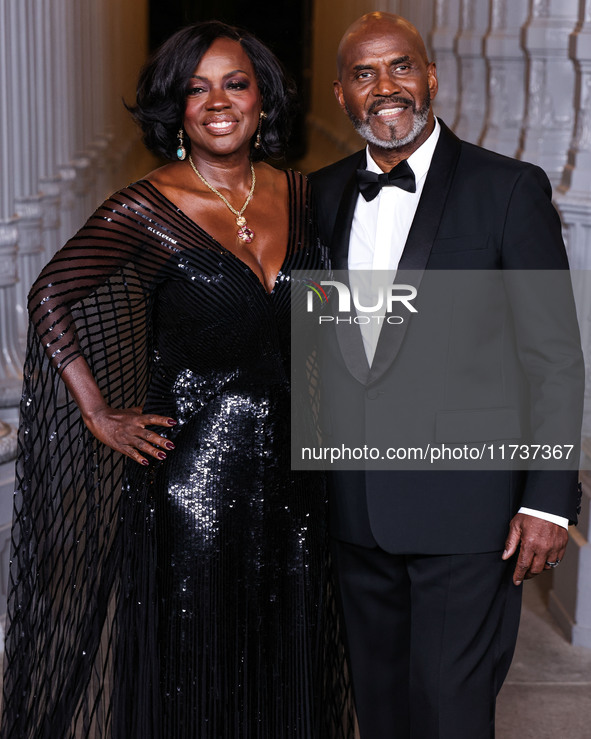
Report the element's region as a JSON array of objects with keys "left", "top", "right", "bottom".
[{"left": 308, "top": 12, "right": 584, "bottom": 738}]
